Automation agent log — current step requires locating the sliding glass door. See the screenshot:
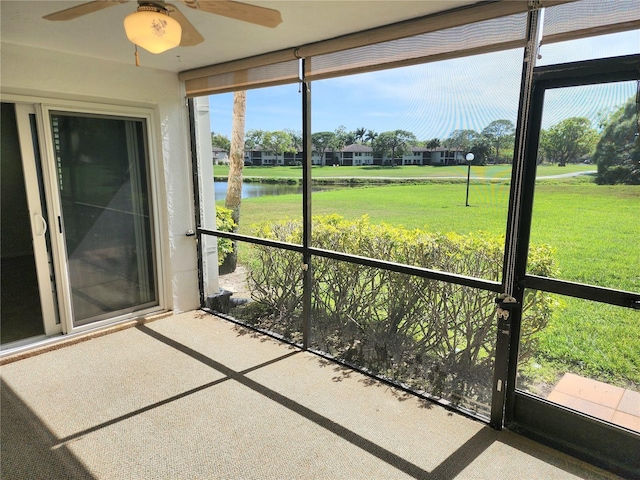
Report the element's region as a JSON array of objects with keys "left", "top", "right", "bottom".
[
  {"left": 50, "top": 112, "right": 158, "bottom": 326},
  {"left": 1, "top": 101, "right": 162, "bottom": 344}
]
